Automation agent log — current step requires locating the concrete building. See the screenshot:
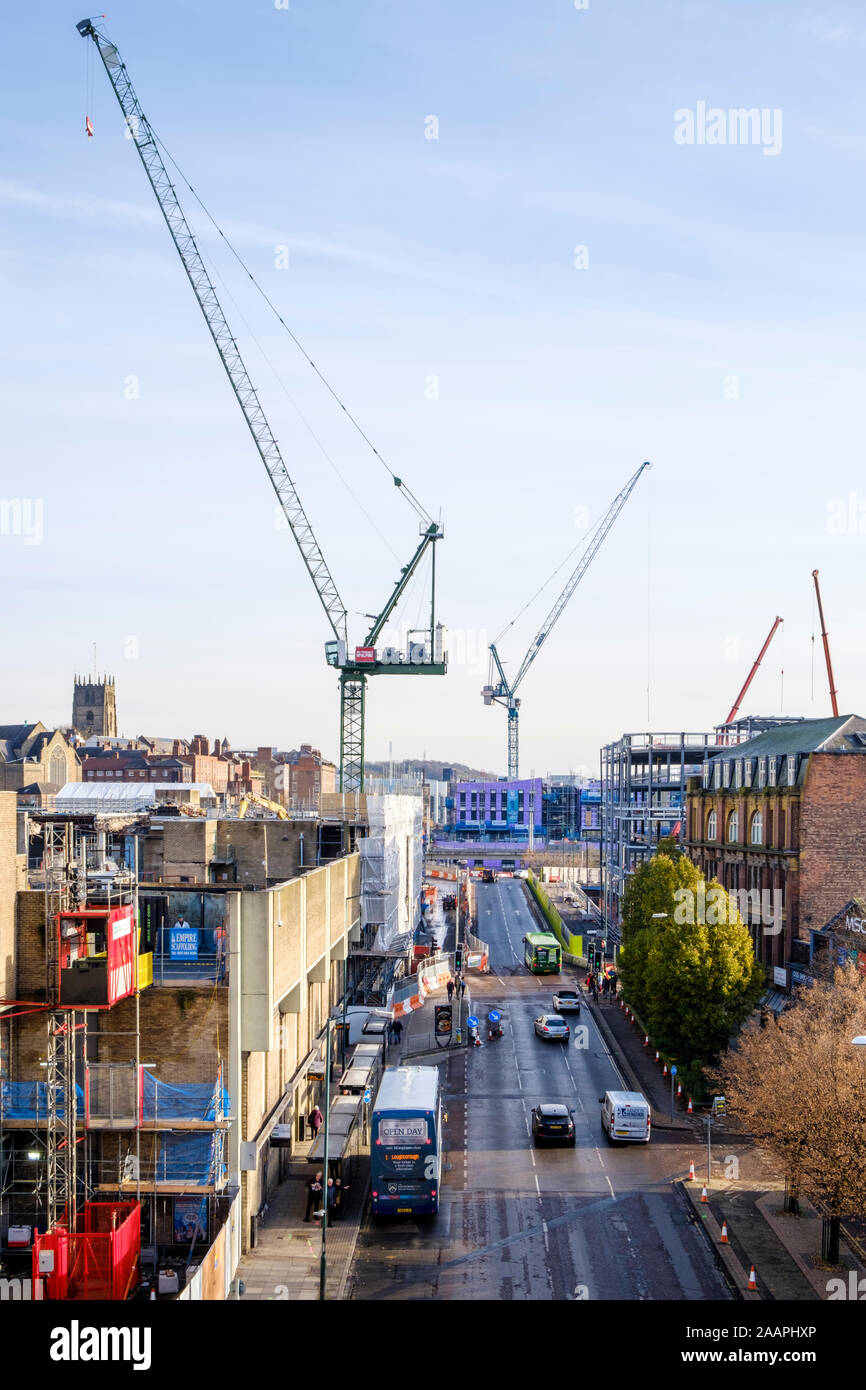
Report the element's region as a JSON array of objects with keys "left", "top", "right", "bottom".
[
  {"left": 452, "top": 777, "right": 544, "bottom": 842},
  {"left": 72, "top": 674, "right": 117, "bottom": 738},
  {"left": 683, "top": 714, "right": 866, "bottom": 981}
]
